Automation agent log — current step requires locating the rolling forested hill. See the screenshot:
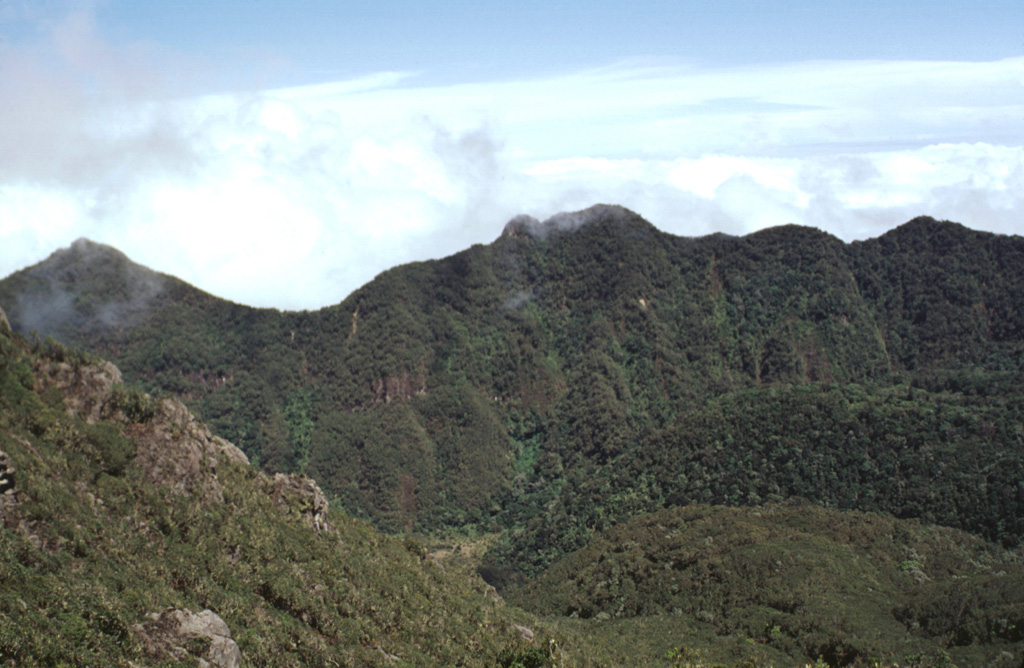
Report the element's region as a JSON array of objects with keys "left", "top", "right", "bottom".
[
  {"left": 1, "top": 206, "right": 1022, "bottom": 582},
  {"left": 509, "top": 503, "right": 1024, "bottom": 668}
]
